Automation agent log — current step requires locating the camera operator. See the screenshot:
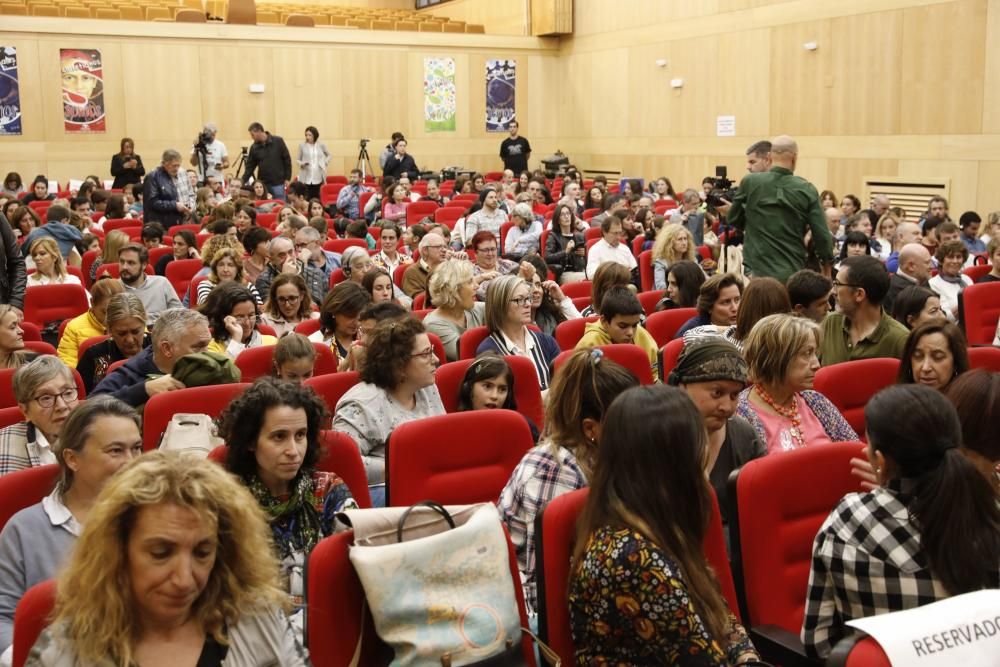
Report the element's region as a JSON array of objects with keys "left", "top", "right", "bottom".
[
  {"left": 189, "top": 122, "right": 229, "bottom": 185},
  {"left": 716, "top": 135, "right": 834, "bottom": 282}
]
